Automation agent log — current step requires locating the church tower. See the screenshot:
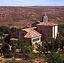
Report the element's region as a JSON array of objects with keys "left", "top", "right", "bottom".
[{"left": 43, "top": 13, "right": 48, "bottom": 22}]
